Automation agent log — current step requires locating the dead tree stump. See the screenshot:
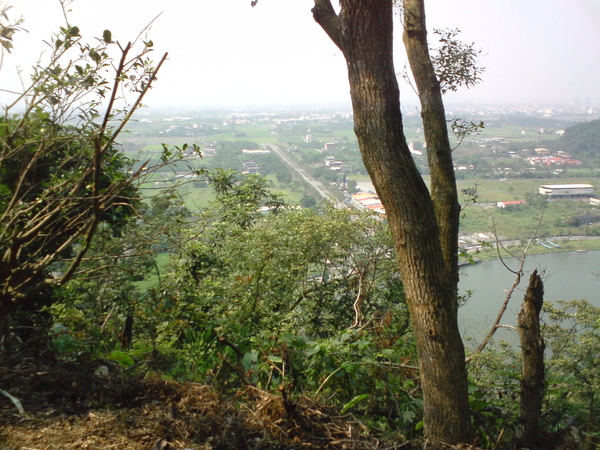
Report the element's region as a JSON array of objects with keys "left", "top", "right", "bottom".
[{"left": 516, "top": 269, "right": 545, "bottom": 448}]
